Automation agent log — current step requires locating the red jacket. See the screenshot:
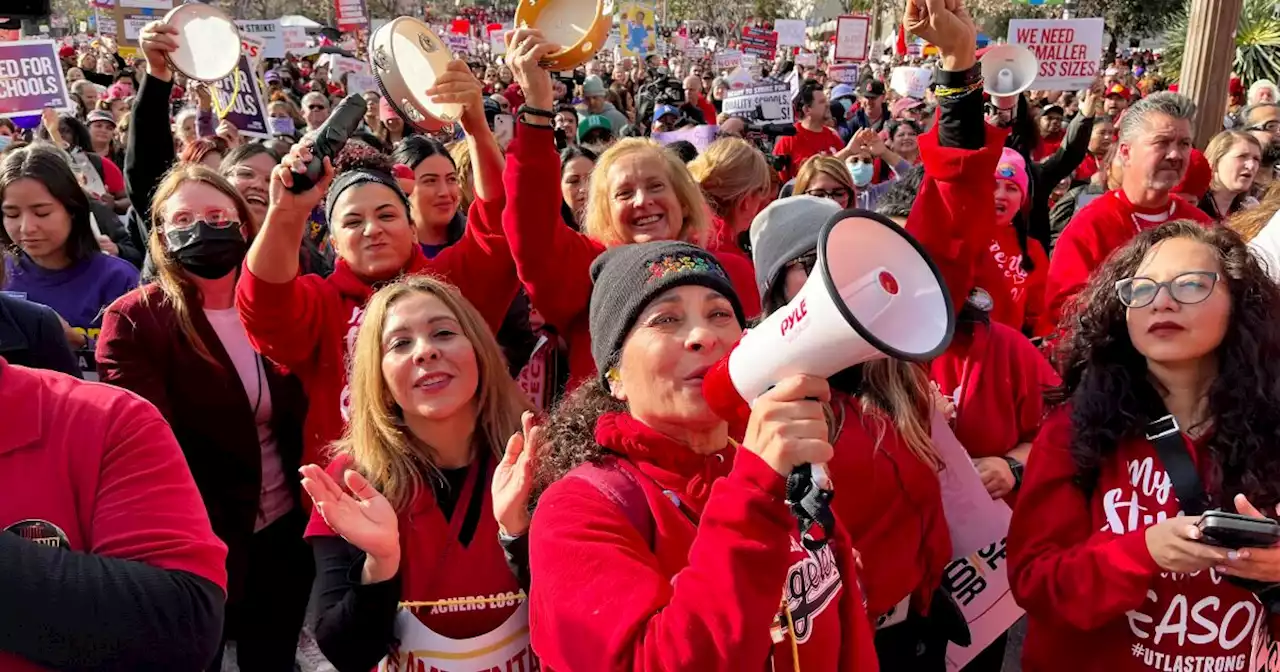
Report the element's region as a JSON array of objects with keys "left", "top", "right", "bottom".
[
  {"left": 1008, "top": 407, "right": 1280, "bottom": 670},
  {"left": 235, "top": 195, "right": 517, "bottom": 471},
  {"left": 501, "top": 123, "right": 761, "bottom": 391},
  {"left": 1039, "top": 189, "right": 1213, "bottom": 336},
  {"left": 529, "top": 411, "right": 878, "bottom": 671},
  {"left": 827, "top": 395, "right": 950, "bottom": 619},
  {"left": 0, "top": 357, "right": 228, "bottom": 672},
  {"left": 695, "top": 94, "right": 717, "bottom": 126}
]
